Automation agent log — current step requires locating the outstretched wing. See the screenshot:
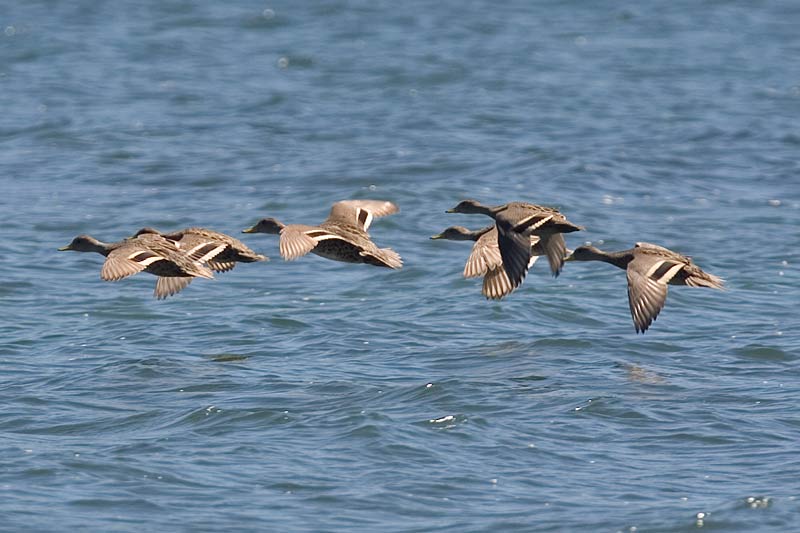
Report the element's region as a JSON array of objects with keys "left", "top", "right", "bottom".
[
  {"left": 207, "top": 260, "right": 237, "bottom": 273},
  {"left": 482, "top": 268, "right": 514, "bottom": 300},
  {"left": 101, "top": 246, "right": 164, "bottom": 281},
  {"left": 279, "top": 227, "right": 319, "bottom": 260},
  {"left": 464, "top": 229, "right": 502, "bottom": 278},
  {"left": 278, "top": 225, "right": 342, "bottom": 260},
  {"left": 495, "top": 225, "right": 533, "bottom": 289},
  {"left": 328, "top": 200, "right": 399, "bottom": 231},
  {"left": 154, "top": 277, "right": 193, "bottom": 299},
  {"left": 626, "top": 268, "right": 669, "bottom": 334},
  {"left": 540, "top": 233, "right": 567, "bottom": 277}
]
